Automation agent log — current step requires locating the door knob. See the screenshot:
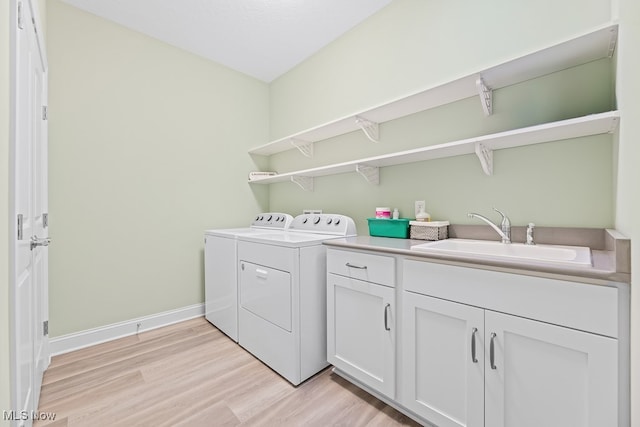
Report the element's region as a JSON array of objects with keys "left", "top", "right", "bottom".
[{"left": 30, "top": 235, "right": 51, "bottom": 250}]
